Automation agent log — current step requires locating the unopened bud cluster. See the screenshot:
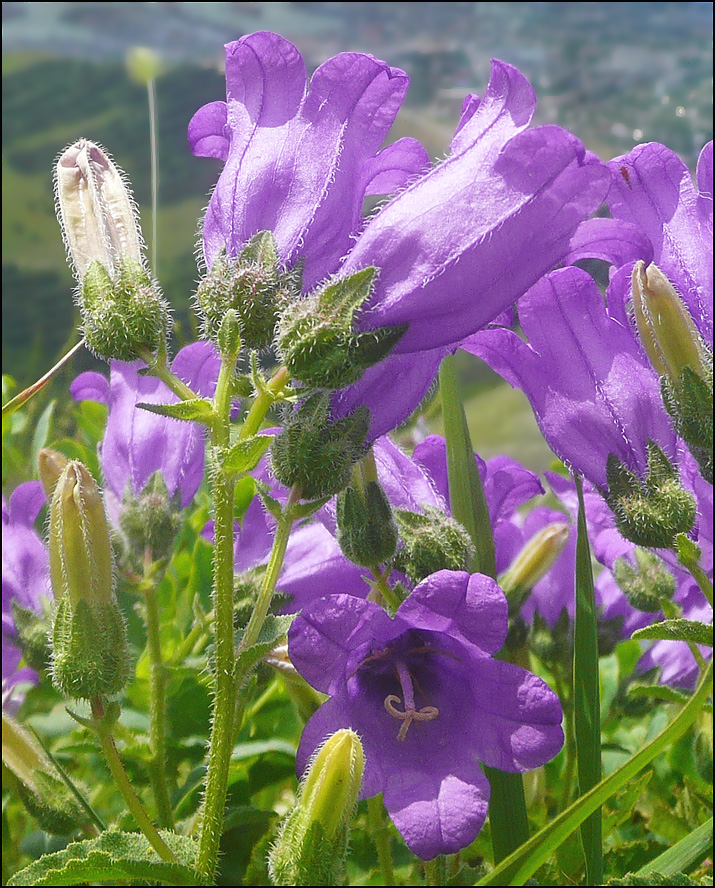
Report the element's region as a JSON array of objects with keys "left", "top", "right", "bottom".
[
  {"left": 614, "top": 548, "right": 676, "bottom": 612},
  {"left": 336, "top": 474, "right": 397, "bottom": 567},
  {"left": 55, "top": 139, "right": 168, "bottom": 361},
  {"left": 605, "top": 440, "right": 696, "bottom": 548},
  {"left": 119, "top": 473, "right": 181, "bottom": 564},
  {"left": 271, "top": 394, "right": 369, "bottom": 500},
  {"left": 393, "top": 506, "right": 475, "bottom": 584},
  {"left": 196, "top": 232, "right": 301, "bottom": 350},
  {"left": 268, "top": 729, "right": 364, "bottom": 886},
  {"left": 44, "top": 458, "right": 130, "bottom": 700}
]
